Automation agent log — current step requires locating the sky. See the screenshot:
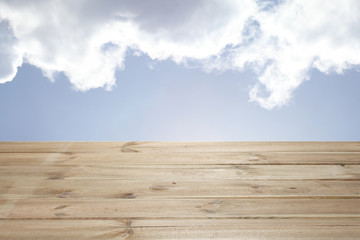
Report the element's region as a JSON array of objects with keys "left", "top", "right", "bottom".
[{"left": 0, "top": 0, "right": 359, "bottom": 141}]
